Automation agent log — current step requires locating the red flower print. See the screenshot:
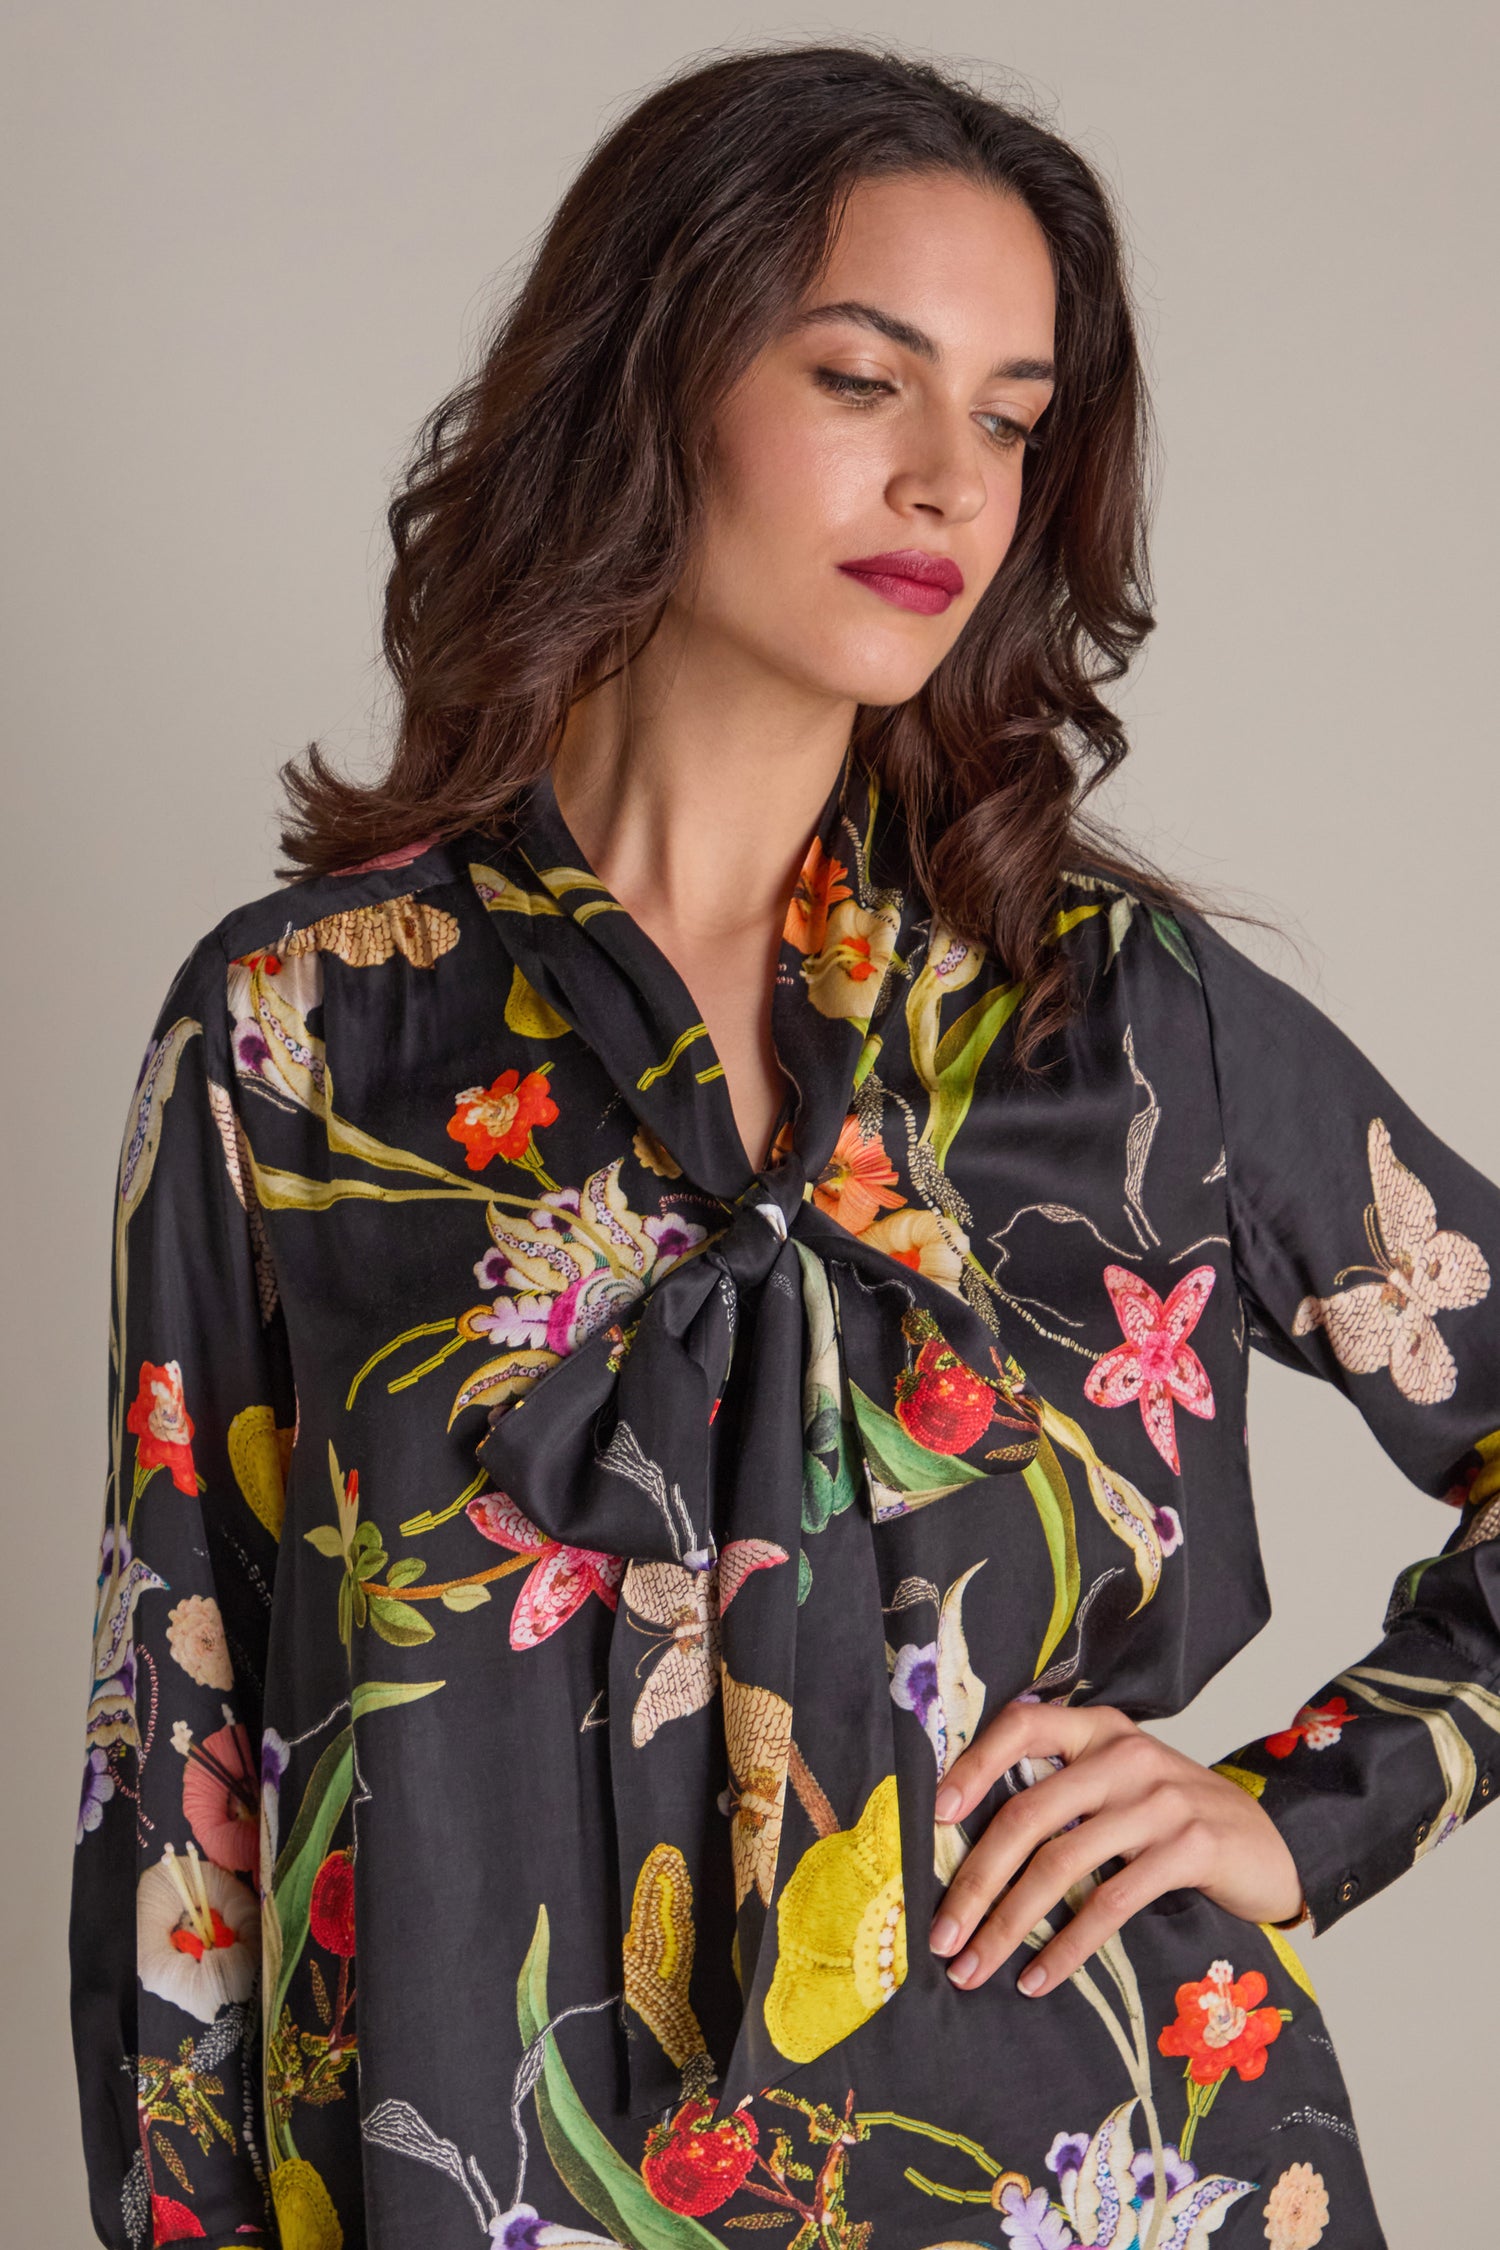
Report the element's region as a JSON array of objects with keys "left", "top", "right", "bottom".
[
  {"left": 642, "top": 2093, "right": 759, "bottom": 2215},
  {"left": 812, "top": 1115, "right": 907, "bottom": 1234},
  {"left": 150, "top": 2195, "right": 206, "bottom": 2240},
  {"left": 1083, "top": 1264, "right": 1217, "bottom": 1473},
  {"left": 309, "top": 1848, "right": 357, "bottom": 1957},
  {"left": 446, "top": 1067, "right": 559, "bottom": 1170},
  {"left": 895, "top": 1324, "right": 998, "bottom": 1455},
  {"left": 1264, "top": 1694, "right": 1354, "bottom": 1760},
  {"left": 126, "top": 1360, "right": 199, "bottom": 1494},
  {"left": 1157, "top": 1957, "right": 1283, "bottom": 2085},
  {"left": 784, "top": 836, "right": 852, "bottom": 955}
]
